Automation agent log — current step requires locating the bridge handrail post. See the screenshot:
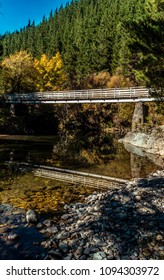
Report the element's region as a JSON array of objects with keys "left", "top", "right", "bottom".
[
  {"left": 101, "top": 89, "right": 103, "bottom": 99},
  {"left": 130, "top": 87, "right": 132, "bottom": 98},
  {"left": 147, "top": 88, "right": 150, "bottom": 97},
  {"left": 132, "top": 87, "right": 135, "bottom": 97}
]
